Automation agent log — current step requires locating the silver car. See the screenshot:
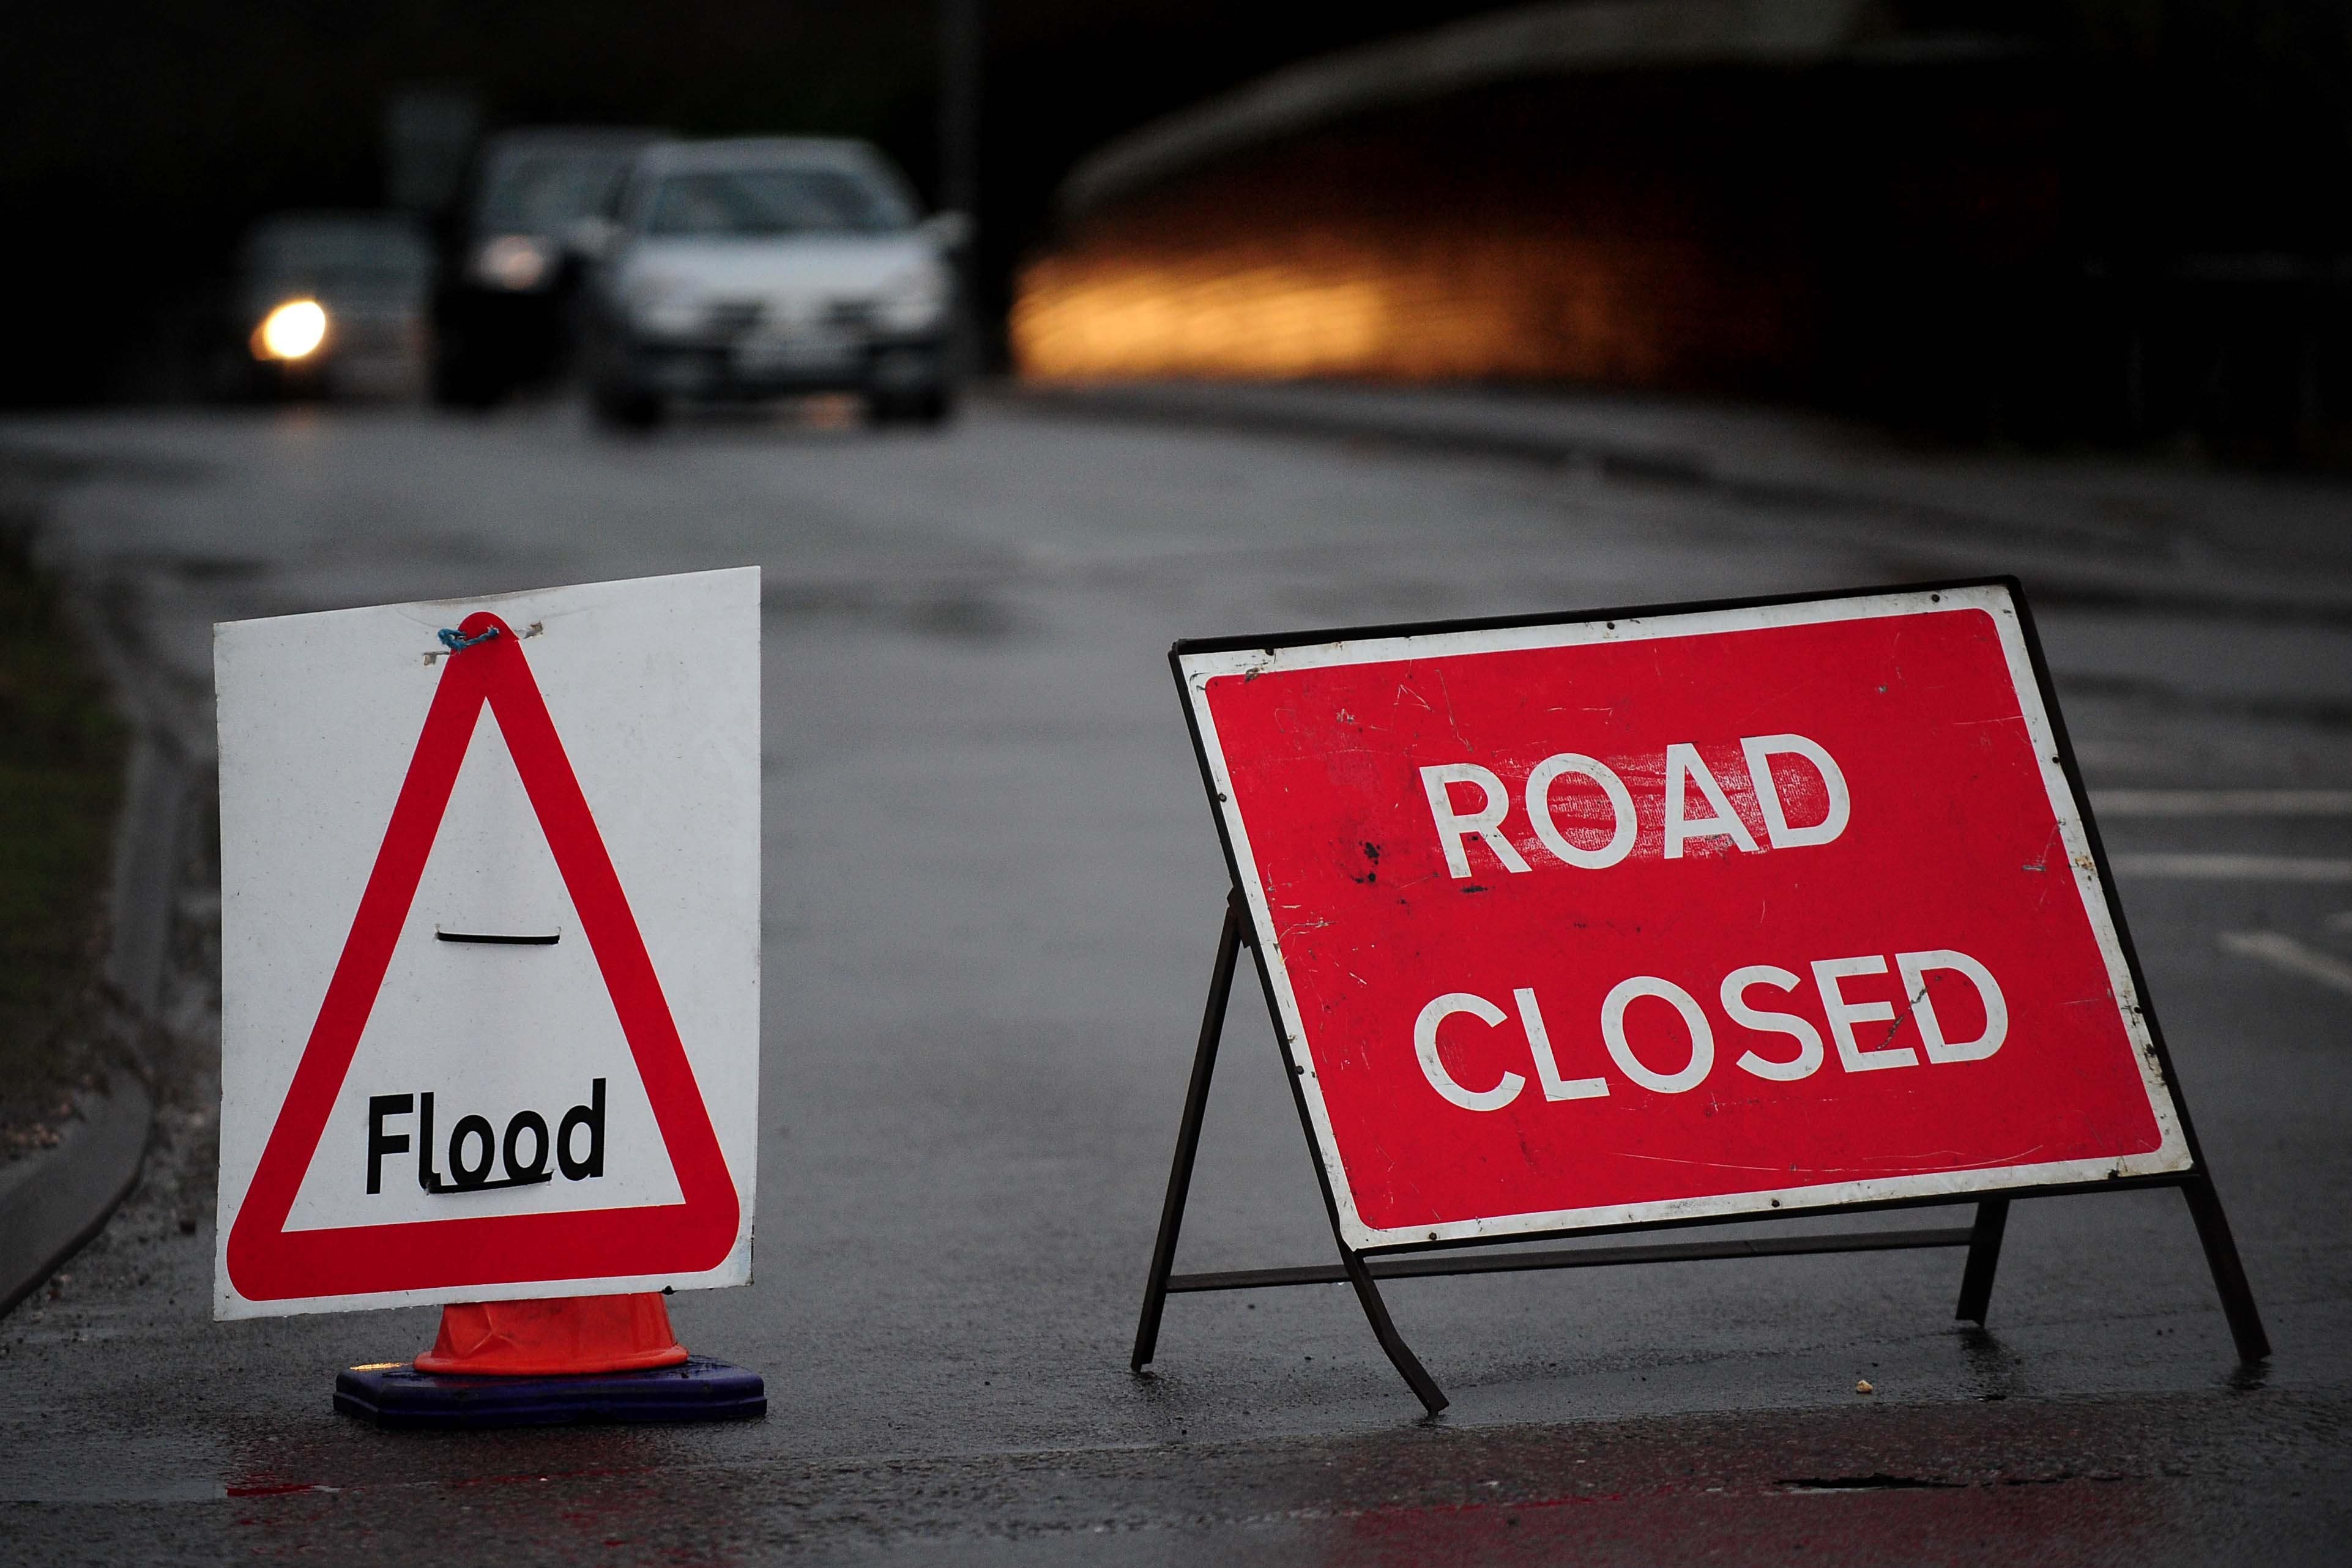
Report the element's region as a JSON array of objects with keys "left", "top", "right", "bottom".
[{"left": 585, "top": 138, "right": 964, "bottom": 429}]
